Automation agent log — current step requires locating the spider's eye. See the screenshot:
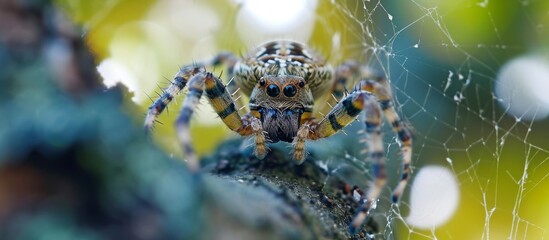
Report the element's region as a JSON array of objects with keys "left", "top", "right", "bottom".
[
  {"left": 283, "top": 84, "right": 297, "bottom": 97},
  {"left": 259, "top": 79, "right": 266, "bottom": 86},
  {"left": 266, "top": 84, "right": 280, "bottom": 97},
  {"left": 298, "top": 81, "right": 305, "bottom": 88}
]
